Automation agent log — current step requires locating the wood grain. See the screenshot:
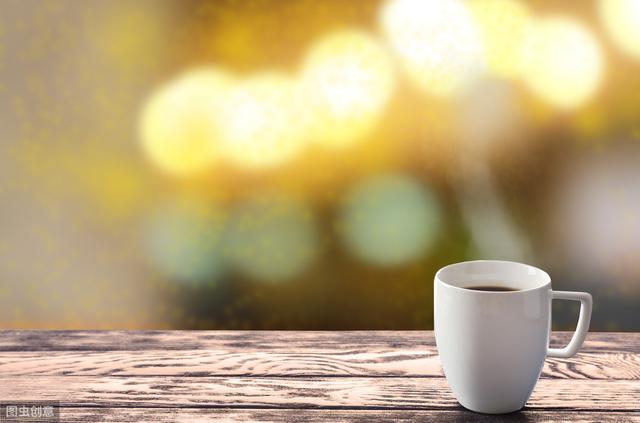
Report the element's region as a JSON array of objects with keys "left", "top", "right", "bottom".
[
  {"left": 0, "top": 350, "right": 637, "bottom": 379},
  {"left": 0, "top": 376, "right": 638, "bottom": 410},
  {"left": 57, "top": 408, "right": 640, "bottom": 422},
  {"left": 1, "top": 331, "right": 638, "bottom": 421}
]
